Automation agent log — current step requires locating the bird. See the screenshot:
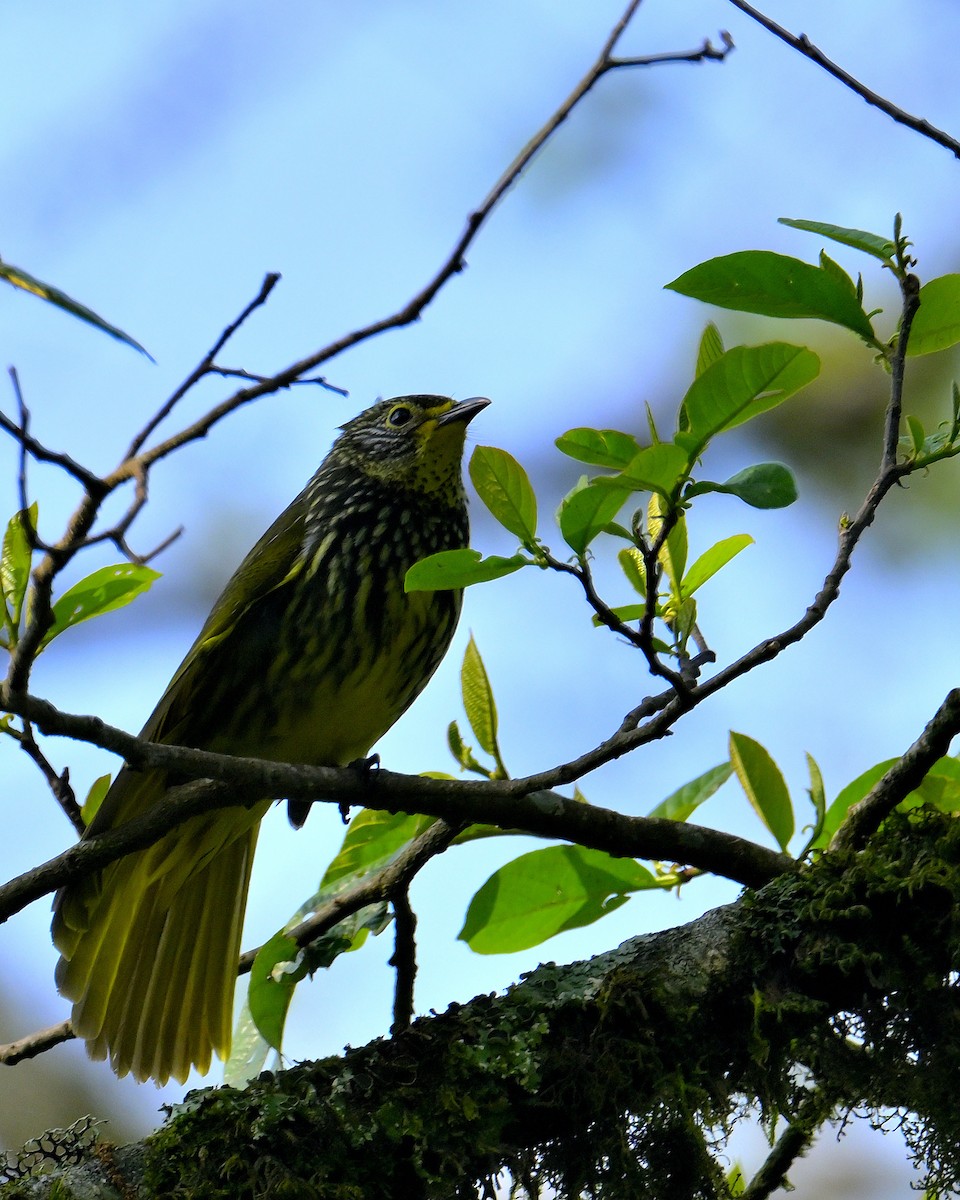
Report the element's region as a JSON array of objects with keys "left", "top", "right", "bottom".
[{"left": 52, "top": 393, "right": 489, "bottom": 1085}]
